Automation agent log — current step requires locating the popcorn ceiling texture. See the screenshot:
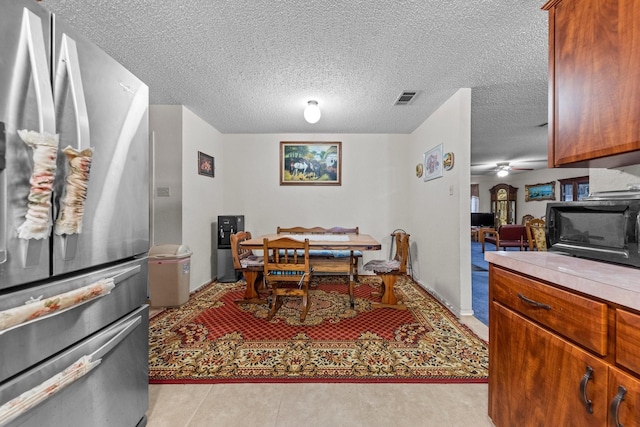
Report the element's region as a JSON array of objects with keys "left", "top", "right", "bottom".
[{"left": 40, "top": 0, "right": 549, "bottom": 170}]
